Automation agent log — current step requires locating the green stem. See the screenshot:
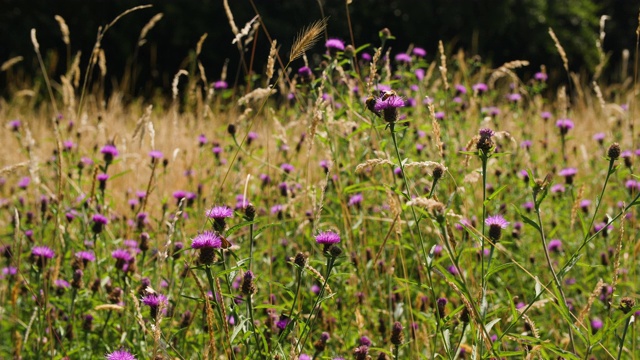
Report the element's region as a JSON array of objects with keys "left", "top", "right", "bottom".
[
  {"left": 617, "top": 317, "right": 632, "bottom": 360},
  {"left": 248, "top": 223, "right": 255, "bottom": 272},
  {"left": 389, "top": 122, "right": 440, "bottom": 357},
  {"left": 246, "top": 293, "right": 261, "bottom": 356},
  {"left": 296, "top": 257, "right": 335, "bottom": 354},
  {"left": 533, "top": 193, "right": 577, "bottom": 354}
]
